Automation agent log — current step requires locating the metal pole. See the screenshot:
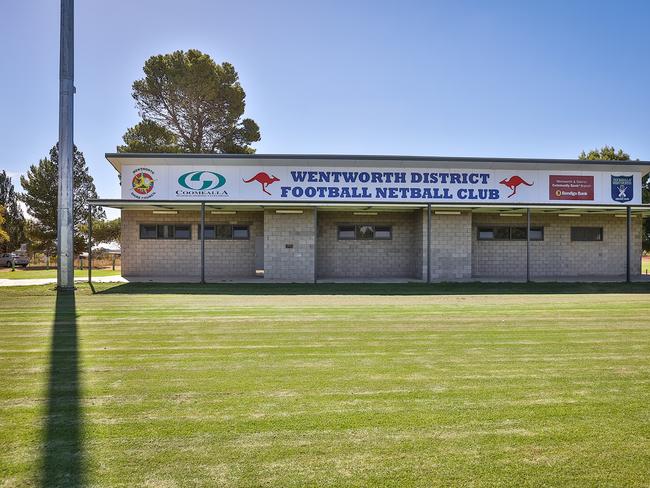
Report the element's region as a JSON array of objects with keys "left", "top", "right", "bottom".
[
  {"left": 57, "top": 0, "right": 75, "bottom": 290},
  {"left": 88, "top": 205, "right": 92, "bottom": 284},
  {"left": 426, "top": 204, "right": 431, "bottom": 283},
  {"left": 626, "top": 206, "right": 631, "bottom": 283},
  {"left": 526, "top": 207, "right": 531, "bottom": 283},
  {"left": 313, "top": 208, "right": 318, "bottom": 284},
  {"left": 200, "top": 202, "right": 205, "bottom": 284}
]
